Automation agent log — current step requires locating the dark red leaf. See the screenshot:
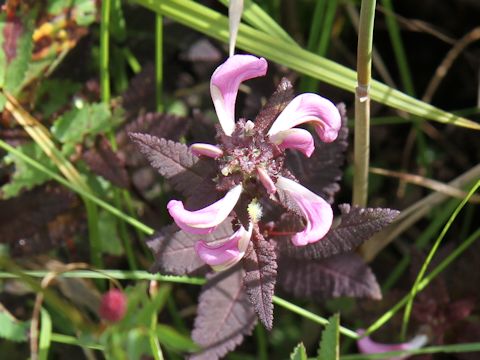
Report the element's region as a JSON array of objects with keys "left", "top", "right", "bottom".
[
  {"left": 0, "top": 183, "right": 81, "bottom": 256},
  {"left": 286, "top": 103, "right": 348, "bottom": 204},
  {"left": 278, "top": 252, "right": 382, "bottom": 300},
  {"left": 146, "top": 220, "right": 236, "bottom": 276},
  {"left": 82, "top": 136, "right": 129, "bottom": 188},
  {"left": 190, "top": 266, "right": 257, "bottom": 360},
  {"left": 276, "top": 204, "right": 399, "bottom": 259},
  {"left": 3, "top": 15, "right": 23, "bottom": 63},
  {"left": 254, "top": 78, "right": 294, "bottom": 132},
  {"left": 242, "top": 229, "right": 277, "bottom": 330},
  {"left": 129, "top": 133, "right": 218, "bottom": 209}
]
